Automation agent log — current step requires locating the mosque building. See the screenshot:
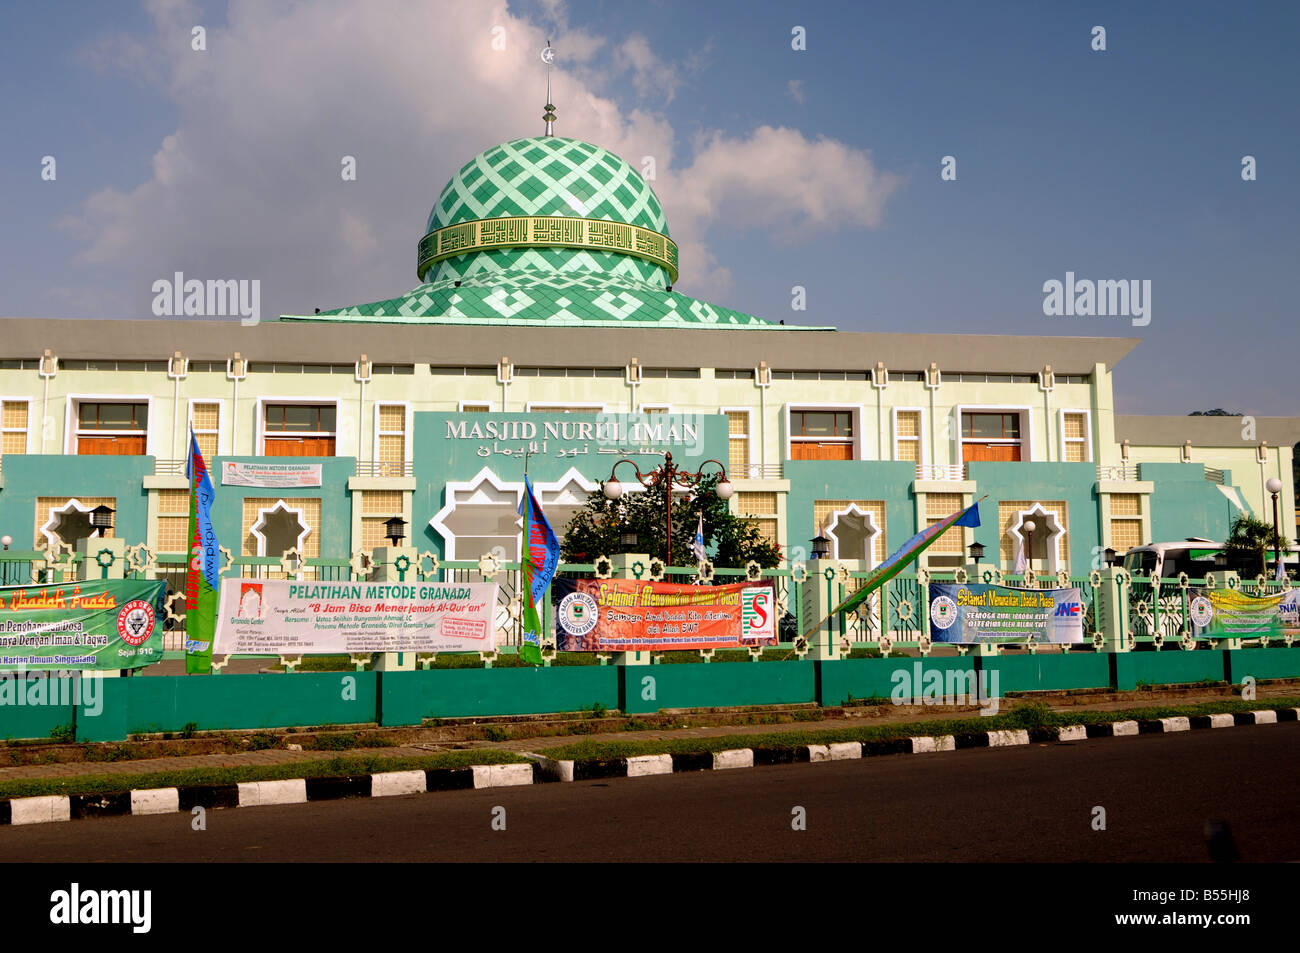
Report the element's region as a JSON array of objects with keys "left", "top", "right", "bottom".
[{"left": 1, "top": 101, "right": 1296, "bottom": 605}]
